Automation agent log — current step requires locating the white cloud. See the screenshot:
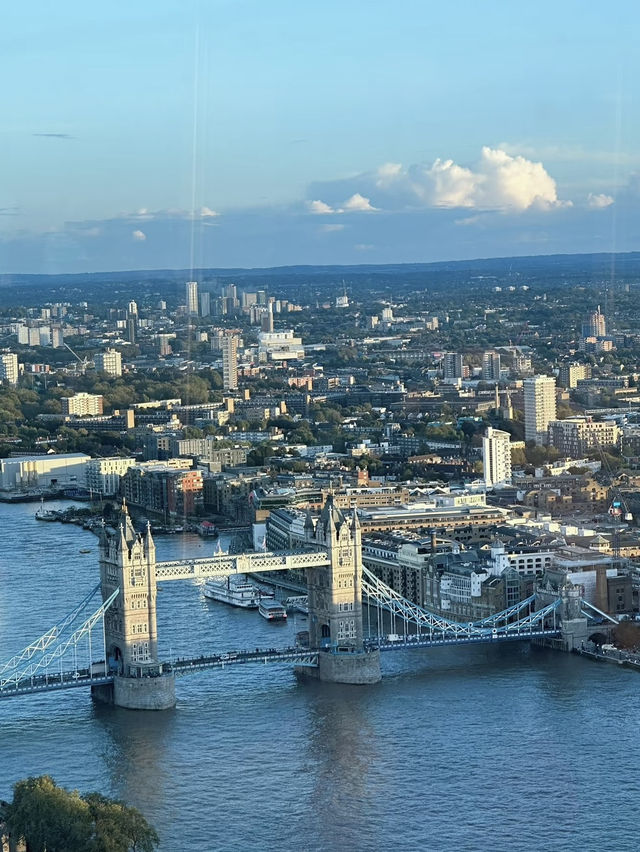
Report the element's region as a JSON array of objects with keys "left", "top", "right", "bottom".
[
  {"left": 131, "top": 229, "right": 146, "bottom": 241},
  {"left": 309, "top": 194, "right": 377, "bottom": 215},
  {"left": 320, "top": 223, "right": 345, "bottom": 232},
  {"left": 200, "top": 206, "right": 219, "bottom": 218},
  {"left": 588, "top": 192, "right": 614, "bottom": 209},
  {"left": 342, "top": 193, "right": 377, "bottom": 212},
  {"left": 354, "top": 243, "right": 374, "bottom": 251},
  {"left": 375, "top": 163, "right": 403, "bottom": 185},
  {"left": 308, "top": 147, "right": 570, "bottom": 213},
  {"left": 308, "top": 199, "right": 334, "bottom": 215}
]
